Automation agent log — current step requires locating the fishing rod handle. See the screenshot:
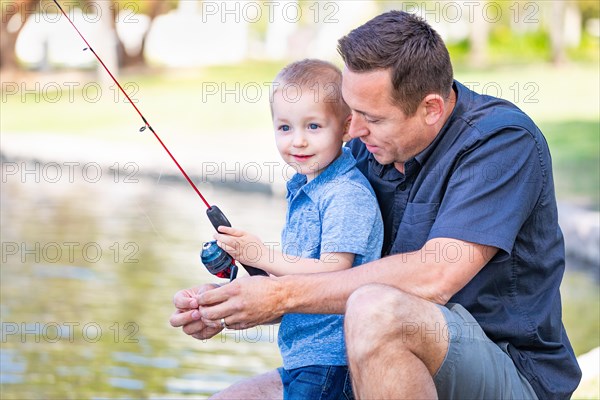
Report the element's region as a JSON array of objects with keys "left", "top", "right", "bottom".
[{"left": 206, "top": 206, "right": 268, "bottom": 277}]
